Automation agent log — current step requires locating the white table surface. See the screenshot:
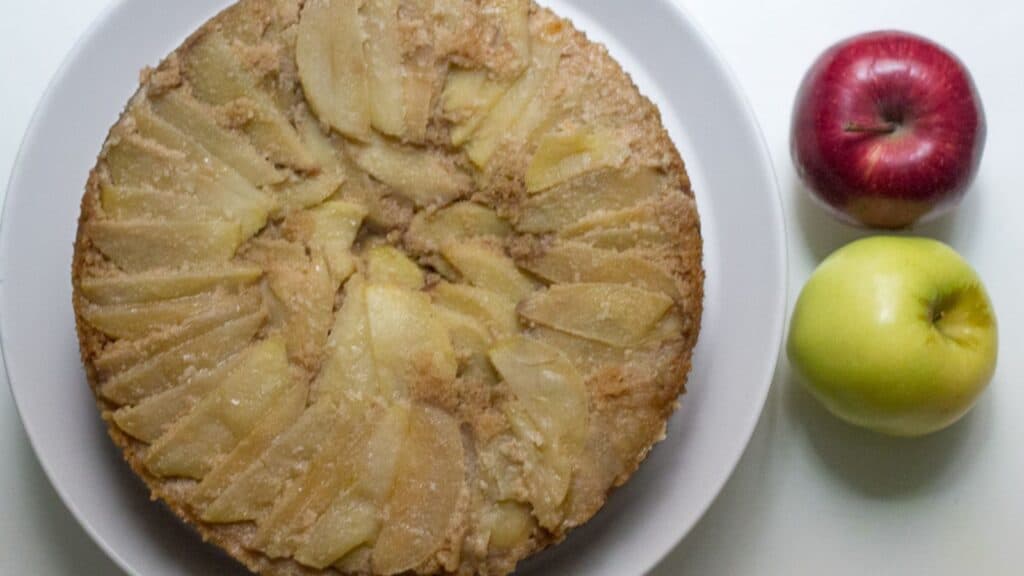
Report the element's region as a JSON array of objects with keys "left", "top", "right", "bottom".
[{"left": 2, "top": 1, "right": 1021, "bottom": 574}]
